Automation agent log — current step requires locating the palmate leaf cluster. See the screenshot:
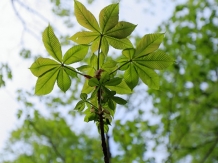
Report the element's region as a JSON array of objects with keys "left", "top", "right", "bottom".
[{"left": 30, "top": 0, "right": 174, "bottom": 131}]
